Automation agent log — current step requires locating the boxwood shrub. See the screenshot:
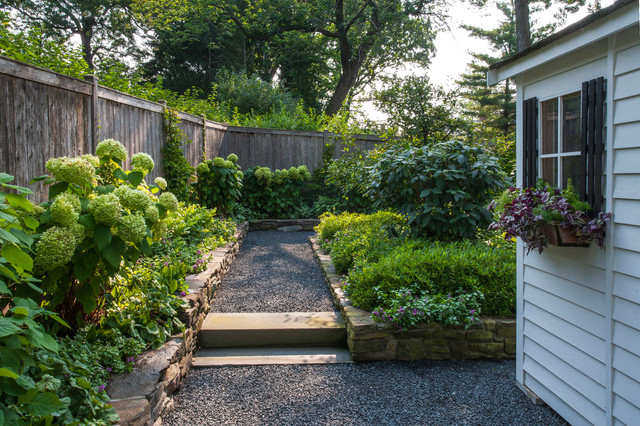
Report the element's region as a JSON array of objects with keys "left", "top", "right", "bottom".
[{"left": 345, "top": 239, "right": 516, "bottom": 317}]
